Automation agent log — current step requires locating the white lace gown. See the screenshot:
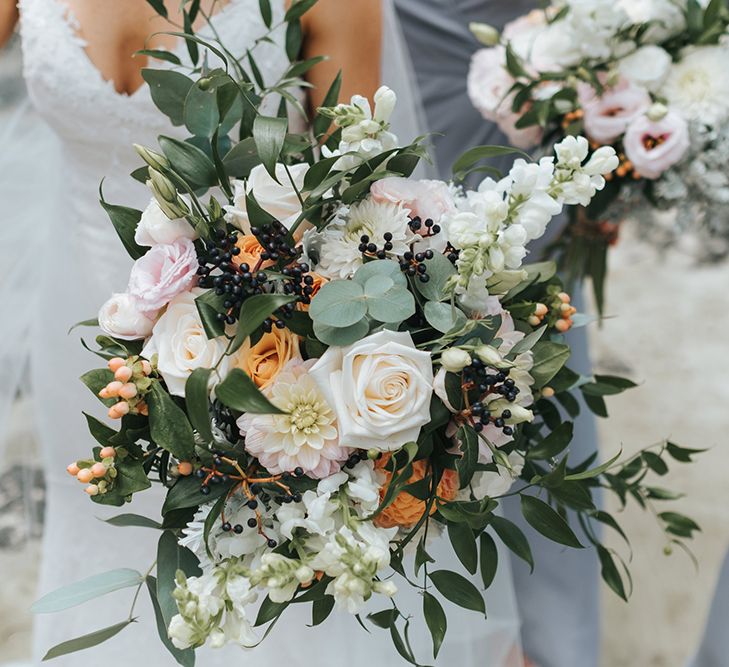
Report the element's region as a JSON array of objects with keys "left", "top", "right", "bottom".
[{"left": 16, "top": 0, "right": 523, "bottom": 664}]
